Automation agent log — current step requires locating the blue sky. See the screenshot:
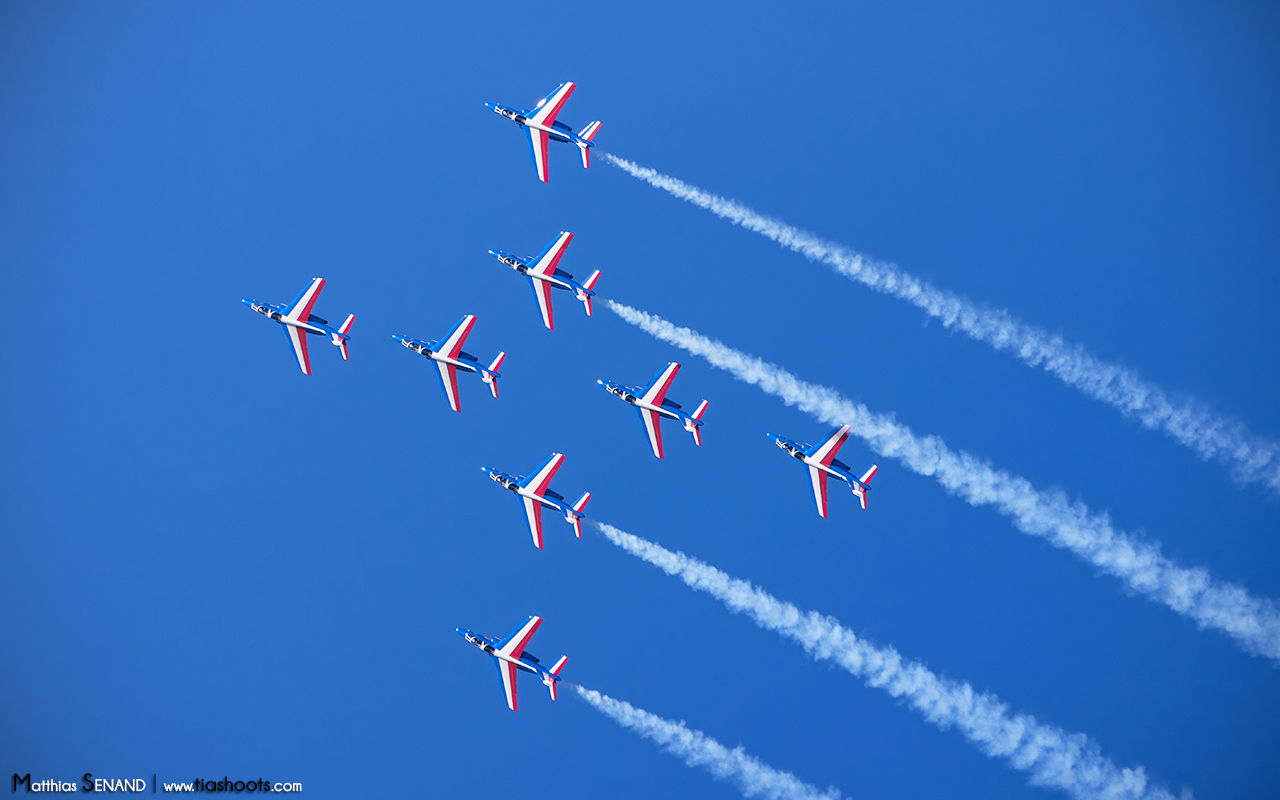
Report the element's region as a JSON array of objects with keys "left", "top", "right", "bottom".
[{"left": 2, "top": 2, "right": 1277, "bottom": 798}]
